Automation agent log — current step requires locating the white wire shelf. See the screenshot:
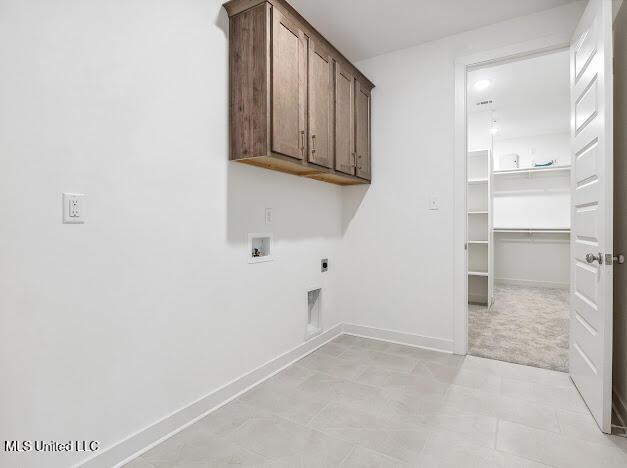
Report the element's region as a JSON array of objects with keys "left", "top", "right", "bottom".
[{"left": 493, "top": 165, "right": 571, "bottom": 176}]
